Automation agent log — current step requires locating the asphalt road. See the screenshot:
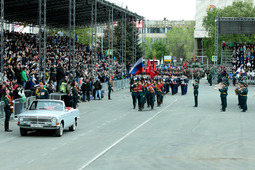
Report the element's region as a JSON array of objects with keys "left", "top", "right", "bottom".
[{"left": 1, "top": 78, "right": 255, "bottom": 170}]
